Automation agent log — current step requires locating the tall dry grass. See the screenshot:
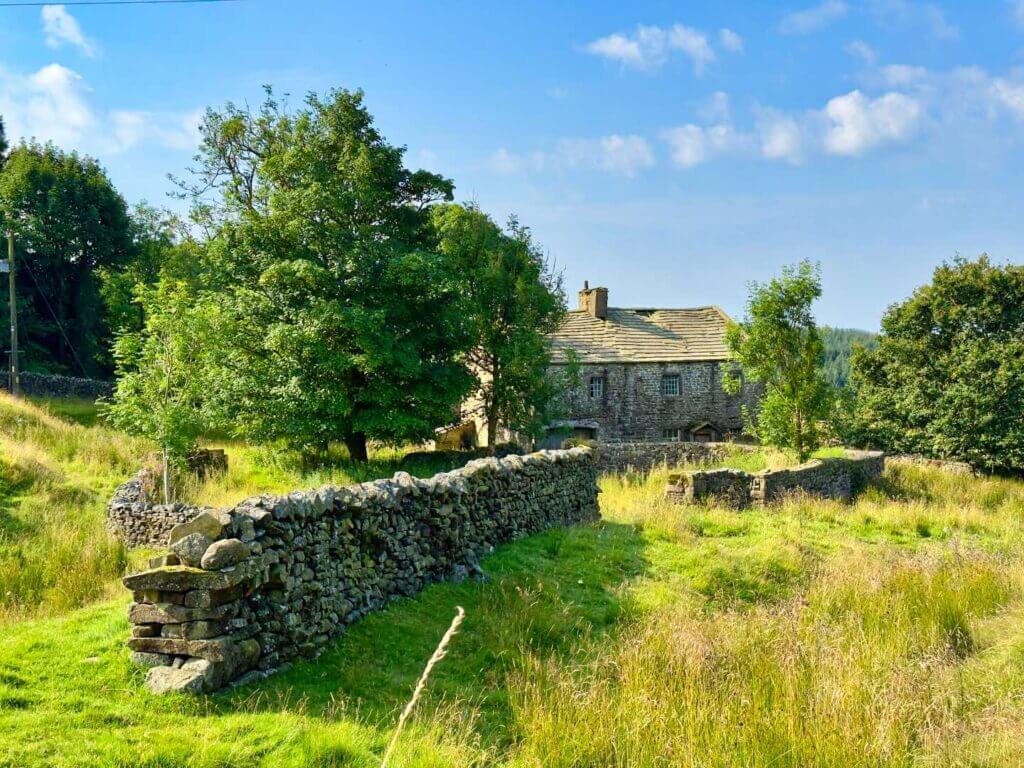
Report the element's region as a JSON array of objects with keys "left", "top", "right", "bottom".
[
  {"left": 0, "top": 394, "right": 151, "bottom": 620},
  {"left": 507, "top": 550, "right": 1022, "bottom": 767}
]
